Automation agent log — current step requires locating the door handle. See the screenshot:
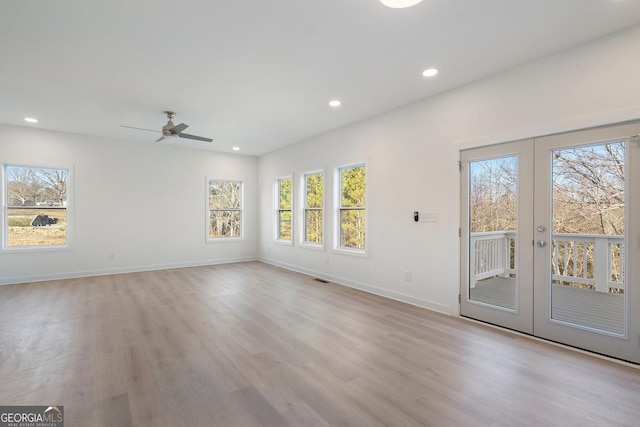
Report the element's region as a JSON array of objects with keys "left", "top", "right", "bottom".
[{"left": 537, "top": 240, "right": 546, "bottom": 247}]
